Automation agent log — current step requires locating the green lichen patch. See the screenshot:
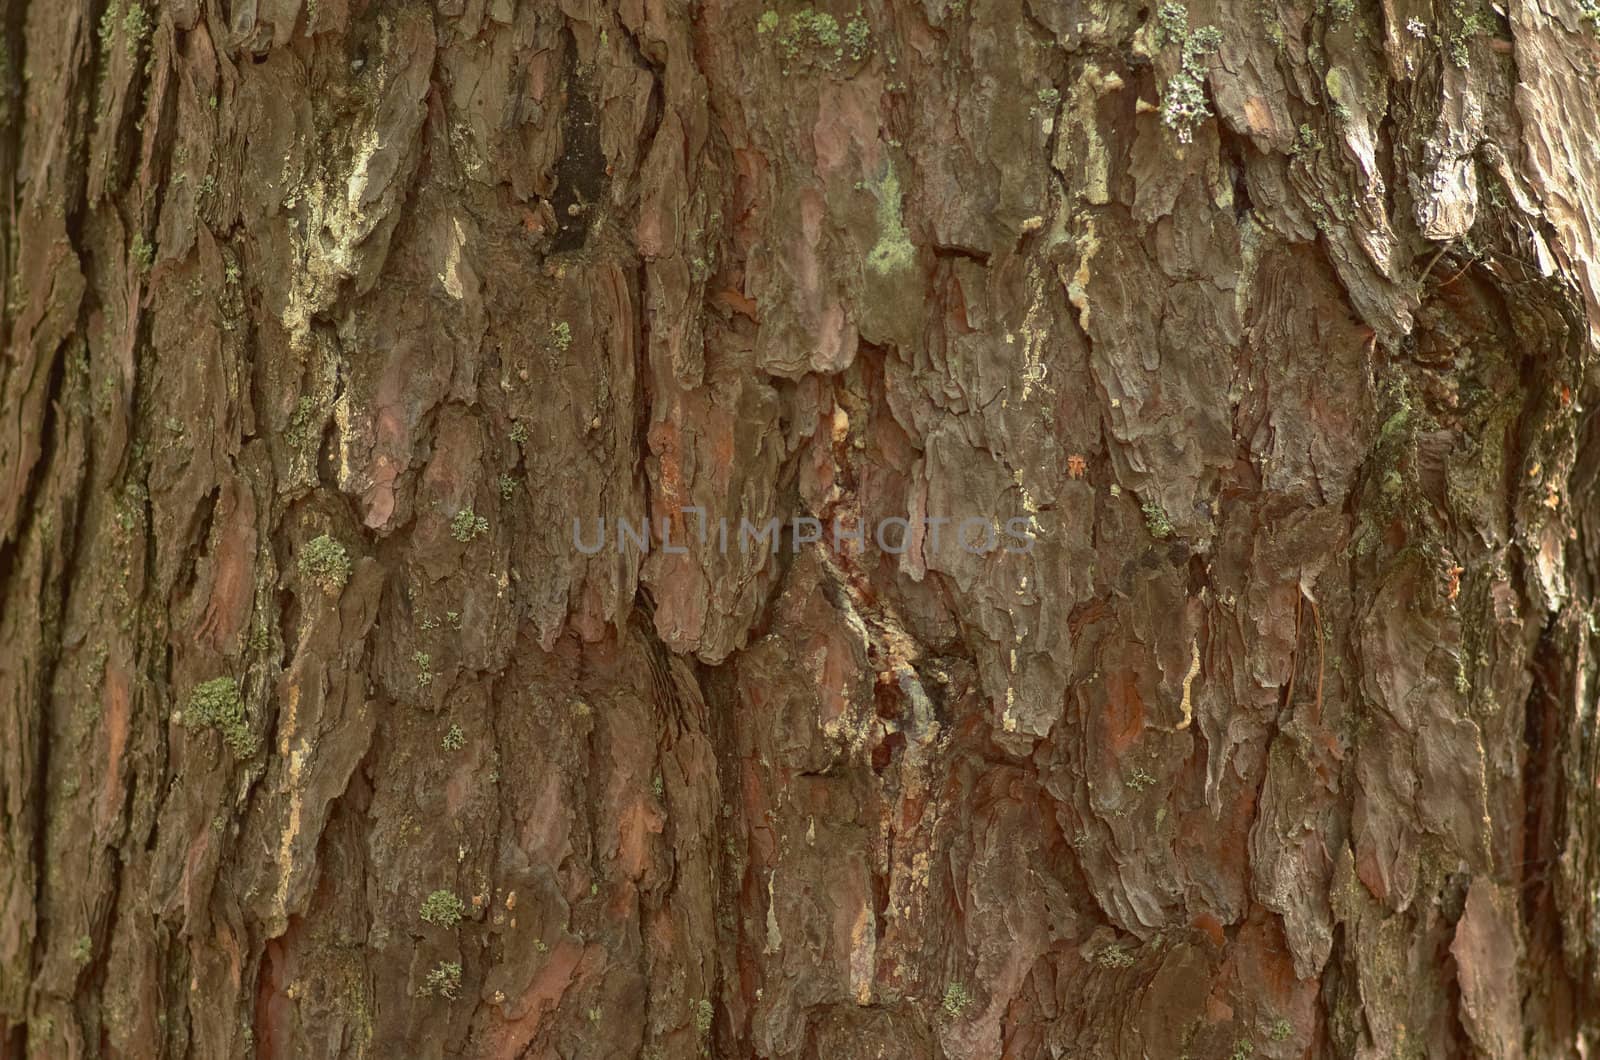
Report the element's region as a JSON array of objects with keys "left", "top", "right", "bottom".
[
  {"left": 298, "top": 534, "right": 351, "bottom": 595},
  {"left": 864, "top": 164, "right": 916, "bottom": 275},
  {"left": 99, "top": 1, "right": 153, "bottom": 58},
  {"left": 130, "top": 234, "right": 154, "bottom": 273},
  {"left": 1153, "top": 4, "right": 1223, "bottom": 143},
  {"left": 844, "top": 12, "right": 871, "bottom": 60},
  {"left": 1291, "top": 123, "right": 1323, "bottom": 156},
  {"left": 287, "top": 396, "right": 322, "bottom": 450},
  {"left": 423, "top": 961, "right": 461, "bottom": 999},
  {"left": 450, "top": 509, "right": 488, "bottom": 542},
  {"left": 122, "top": 3, "right": 152, "bottom": 53},
  {"left": 941, "top": 981, "right": 974, "bottom": 1017},
  {"left": 184, "top": 677, "right": 257, "bottom": 758},
  {"left": 550, "top": 321, "right": 572, "bottom": 351},
  {"left": 1155, "top": 1, "right": 1189, "bottom": 45},
  {"left": 1094, "top": 944, "right": 1137, "bottom": 968},
  {"left": 419, "top": 889, "right": 466, "bottom": 927},
  {"left": 756, "top": 6, "right": 869, "bottom": 67},
  {"left": 1581, "top": 0, "right": 1600, "bottom": 32},
  {"left": 442, "top": 724, "right": 465, "bottom": 751},
  {"left": 1141, "top": 500, "right": 1175, "bottom": 539}
]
